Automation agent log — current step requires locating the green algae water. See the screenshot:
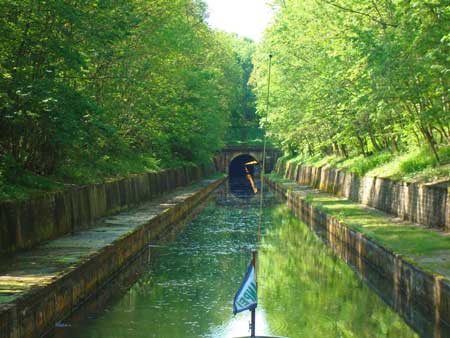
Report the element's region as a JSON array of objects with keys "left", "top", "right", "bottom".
[{"left": 49, "top": 179, "right": 418, "bottom": 338}]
